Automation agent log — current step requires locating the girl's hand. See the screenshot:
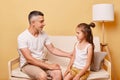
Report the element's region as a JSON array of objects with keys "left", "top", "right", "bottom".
[
  {"left": 73, "top": 74, "right": 80, "bottom": 80},
  {"left": 64, "top": 68, "right": 70, "bottom": 77}
]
